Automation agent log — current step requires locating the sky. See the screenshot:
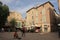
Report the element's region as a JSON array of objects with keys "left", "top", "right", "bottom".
[{"left": 0, "top": 0, "right": 59, "bottom": 18}]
